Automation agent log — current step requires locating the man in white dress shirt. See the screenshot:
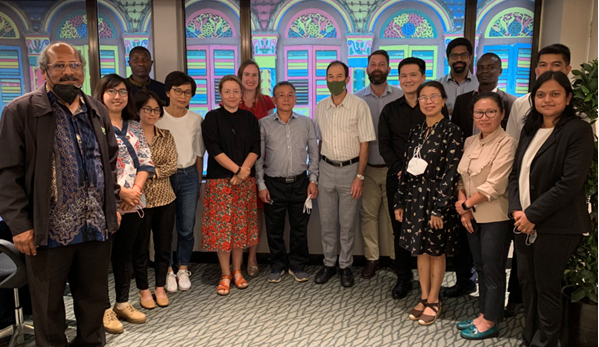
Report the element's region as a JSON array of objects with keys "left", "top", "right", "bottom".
[{"left": 313, "top": 60, "right": 376, "bottom": 288}]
